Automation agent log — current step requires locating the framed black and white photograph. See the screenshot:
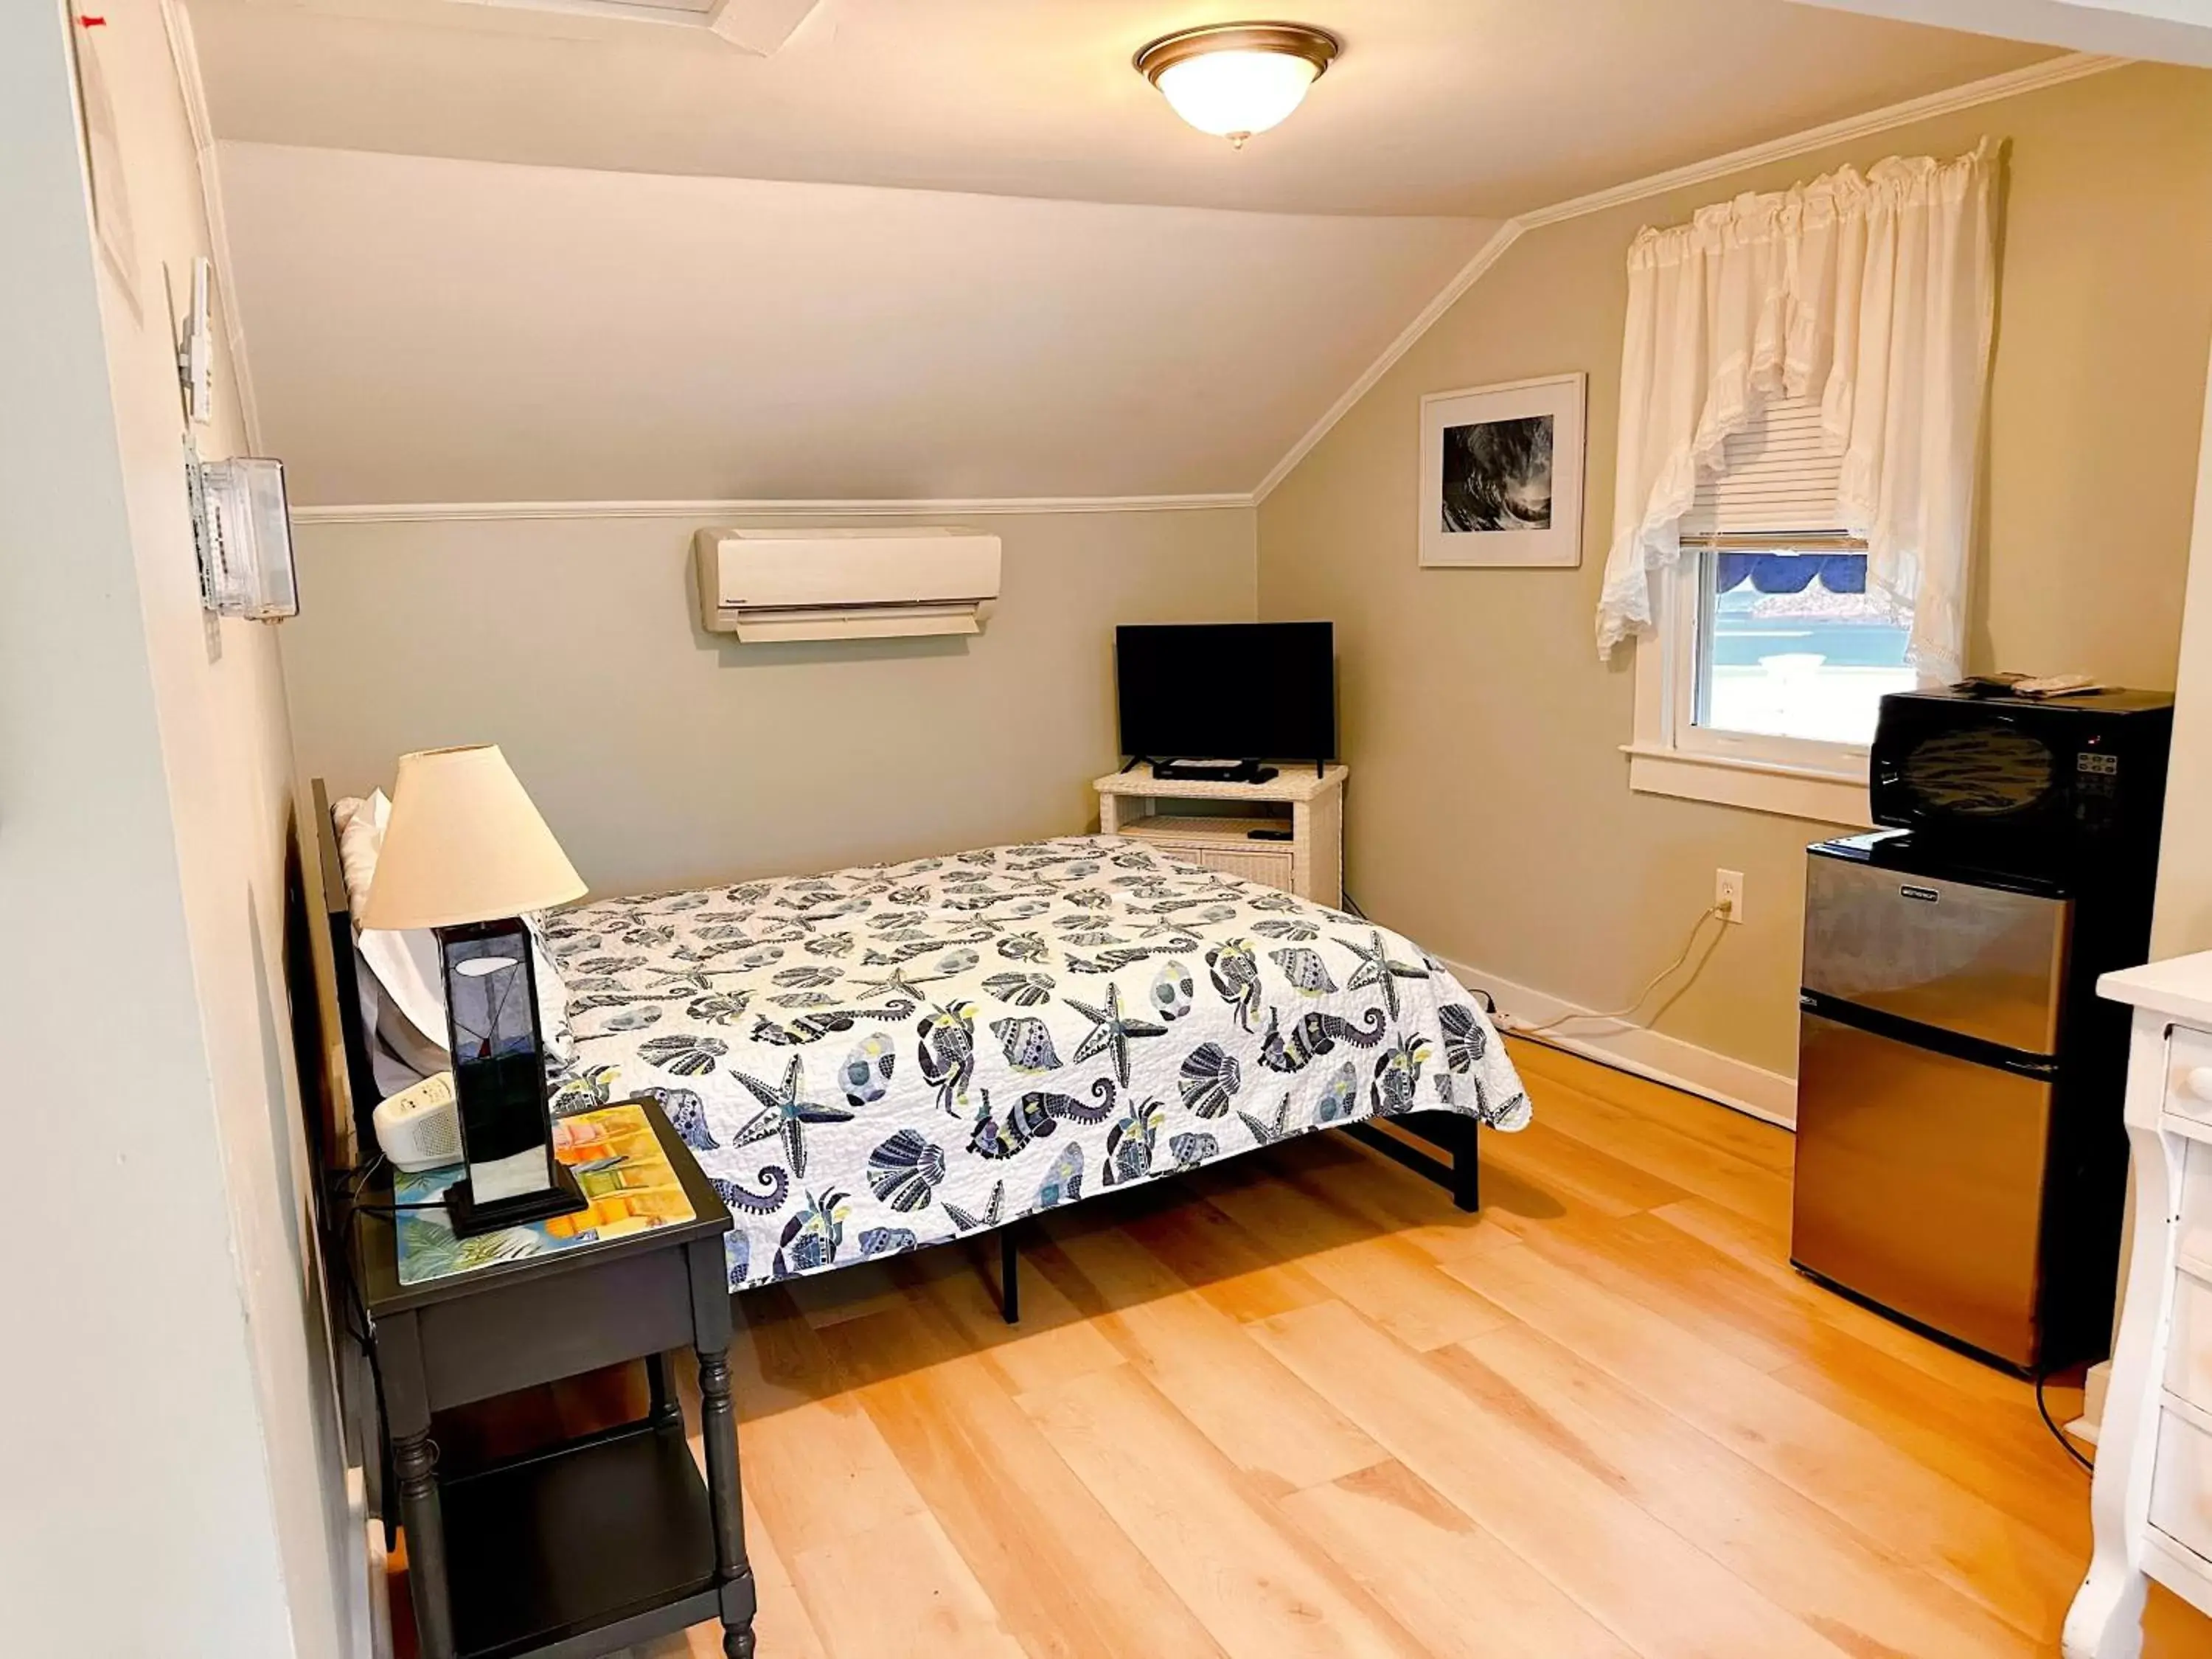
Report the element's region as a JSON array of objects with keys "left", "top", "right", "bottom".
[{"left": 1419, "top": 372, "right": 1586, "bottom": 568}]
